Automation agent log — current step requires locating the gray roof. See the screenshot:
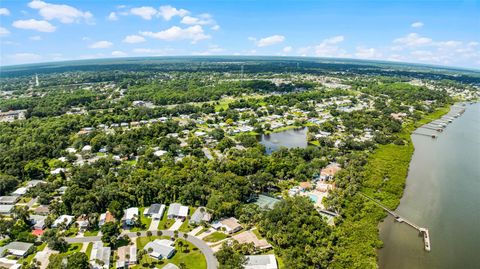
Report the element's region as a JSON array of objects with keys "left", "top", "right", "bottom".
[
  {"left": 5, "top": 241, "right": 34, "bottom": 252},
  {"left": 0, "top": 205, "right": 14, "bottom": 214},
  {"left": 245, "top": 255, "right": 277, "bottom": 268},
  {"left": 0, "top": 196, "right": 18, "bottom": 204},
  {"left": 146, "top": 204, "right": 162, "bottom": 215},
  {"left": 189, "top": 207, "right": 210, "bottom": 224},
  {"left": 144, "top": 241, "right": 175, "bottom": 259}
]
